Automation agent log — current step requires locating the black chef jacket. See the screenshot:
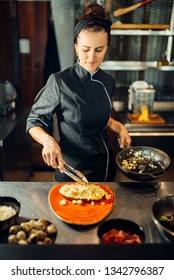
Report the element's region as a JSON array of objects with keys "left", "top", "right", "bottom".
[{"left": 26, "top": 61, "right": 116, "bottom": 182}]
